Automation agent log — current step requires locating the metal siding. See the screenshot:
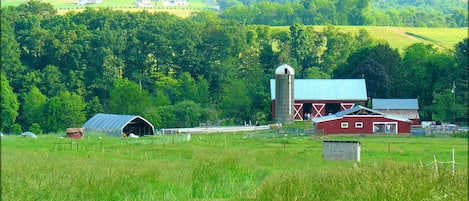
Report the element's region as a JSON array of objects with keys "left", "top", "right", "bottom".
[
  {"left": 323, "top": 141, "right": 360, "bottom": 161},
  {"left": 275, "top": 74, "right": 294, "bottom": 123},
  {"left": 372, "top": 99, "right": 419, "bottom": 110}
]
